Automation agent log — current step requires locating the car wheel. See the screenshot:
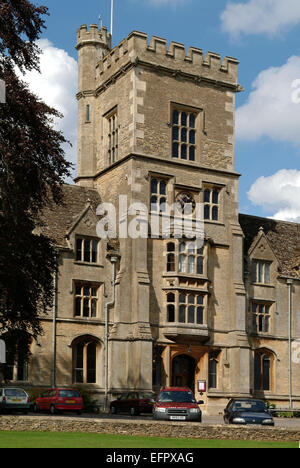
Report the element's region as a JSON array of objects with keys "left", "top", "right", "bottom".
[
  {"left": 130, "top": 407, "right": 138, "bottom": 417},
  {"left": 50, "top": 404, "right": 57, "bottom": 415},
  {"left": 110, "top": 406, "right": 117, "bottom": 415},
  {"left": 33, "top": 403, "right": 40, "bottom": 413}
]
